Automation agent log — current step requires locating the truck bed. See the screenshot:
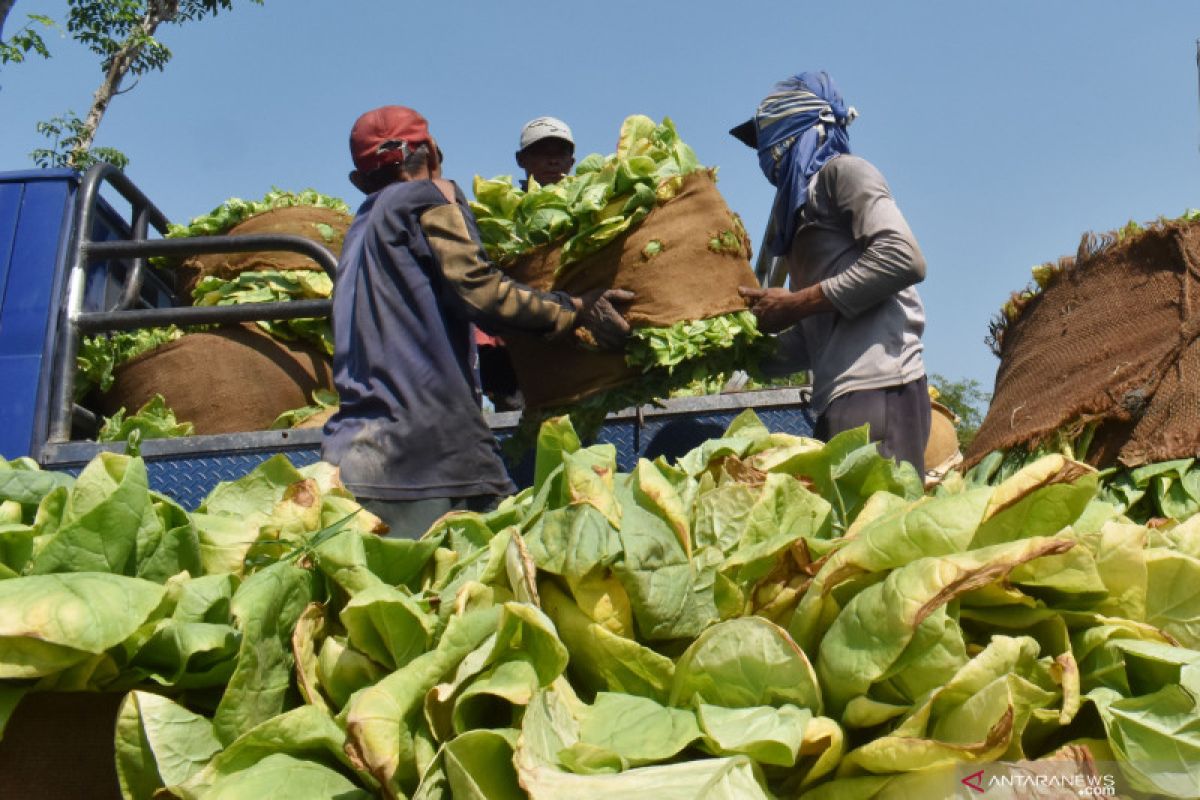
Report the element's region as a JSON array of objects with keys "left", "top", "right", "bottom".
[{"left": 42, "top": 388, "right": 813, "bottom": 509}]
